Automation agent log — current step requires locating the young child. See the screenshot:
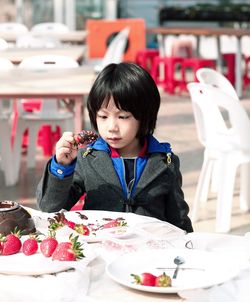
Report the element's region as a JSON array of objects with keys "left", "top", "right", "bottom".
[{"left": 36, "top": 62, "right": 193, "bottom": 233}]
